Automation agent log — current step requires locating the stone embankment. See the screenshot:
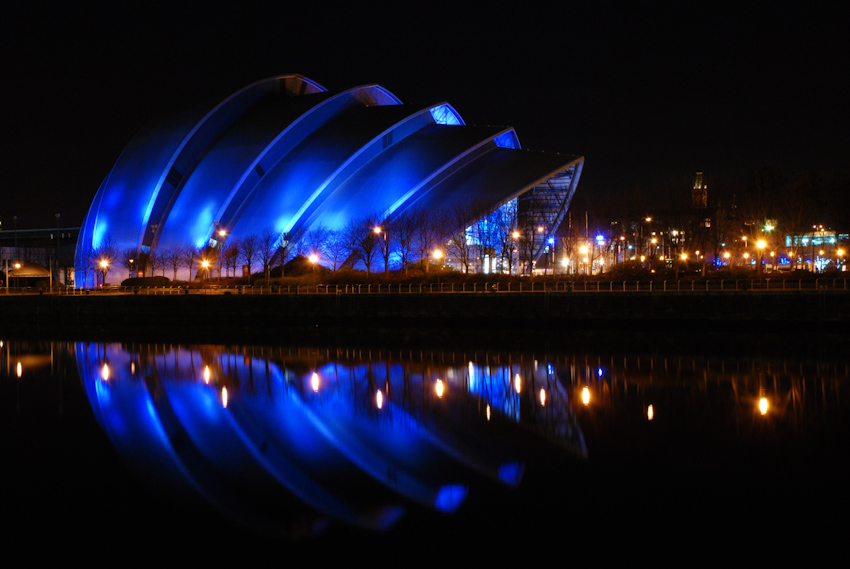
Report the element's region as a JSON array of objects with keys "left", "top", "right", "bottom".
[{"left": 2, "top": 290, "right": 847, "bottom": 345}]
